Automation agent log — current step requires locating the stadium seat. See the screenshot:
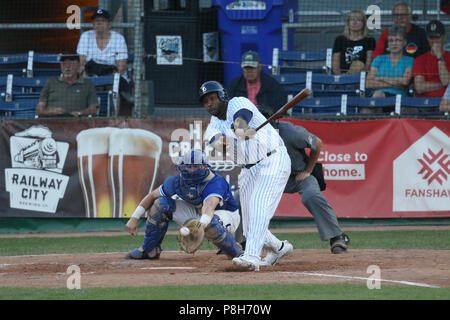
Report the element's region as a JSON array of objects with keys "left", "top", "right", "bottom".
[
  {"left": 347, "top": 96, "right": 397, "bottom": 115},
  {"left": 0, "top": 68, "right": 26, "bottom": 77},
  {"left": 0, "top": 74, "right": 47, "bottom": 101},
  {"left": 27, "top": 51, "right": 60, "bottom": 78},
  {"left": 273, "top": 73, "right": 308, "bottom": 98},
  {"left": 12, "top": 76, "right": 48, "bottom": 92},
  {"left": 0, "top": 98, "right": 37, "bottom": 118},
  {"left": 33, "top": 52, "right": 60, "bottom": 64},
  {"left": 310, "top": 72, "right": 366, "bottom": 98},
  {"left": 0, "top": 53, "right": 28, "bottom": 65},
  {"left": 86, "top": 74, "right": 120, "bottom": 117},
  {"left": 399, "top": 96, "right": 442, "bottom": 115},
  {"left": 0, "top": 74, "right": 13, "bottom": 101},
  {"left": 292, "top": 96, "right": 346, "bottom": 116},
  {"left": 0, "top": 52, "right": 28, "bottom": 77},
  {"left": 0, "top": 75, "right": 8, "bottom": 91},
  {"left": 272, "top": 48, "right": 332, "bottom": 75}
]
